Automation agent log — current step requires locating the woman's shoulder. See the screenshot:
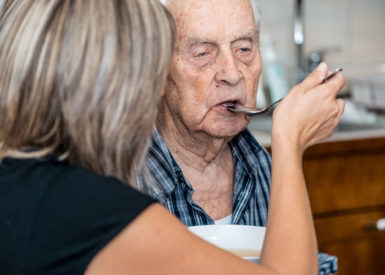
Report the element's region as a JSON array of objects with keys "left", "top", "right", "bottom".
[
  {"left": 10, "top": 156, "right": 155, "bottom": 216},
  {"left": 1, "top": 156, "right": 133, "bottom": 192},
  {"left": 34, "top": 159, "right": 155, "bottom": 272},
  {"left": 0, "top": 157, "right": 155, "bottom": 273}
]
